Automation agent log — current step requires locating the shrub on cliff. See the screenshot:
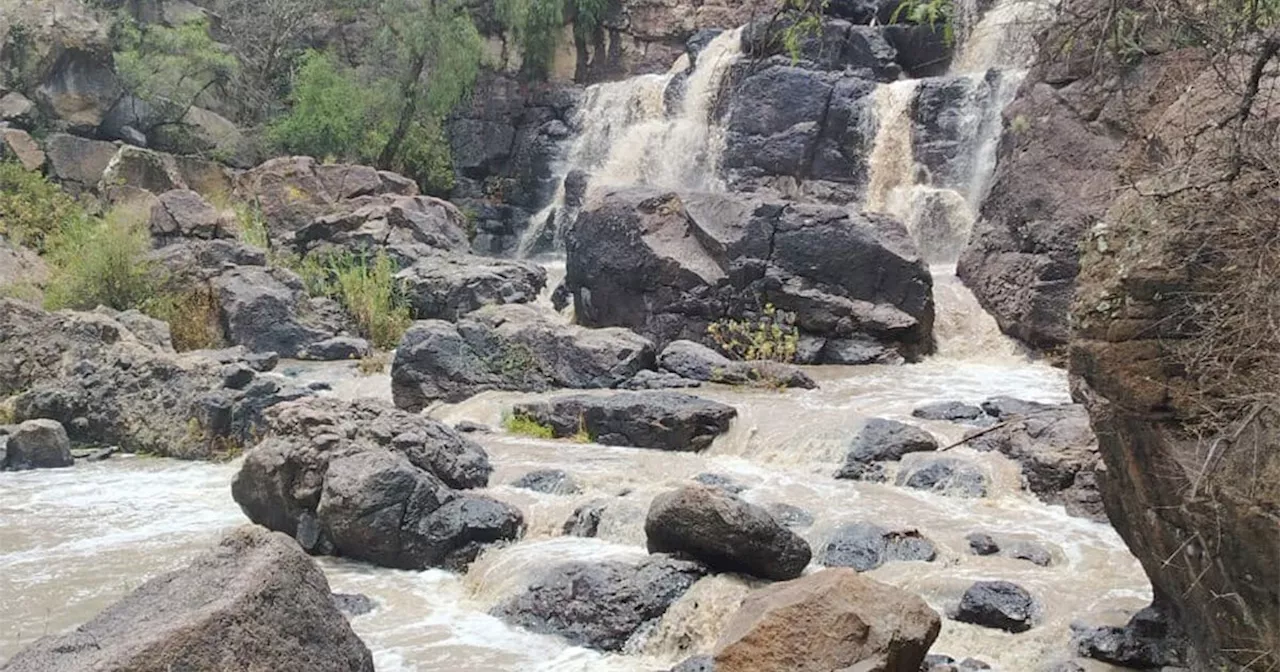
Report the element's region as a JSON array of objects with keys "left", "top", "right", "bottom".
[
  {"left": 42, "top": 203, "right": 160, "bottom": 312},
  {"left": 0, "top": 162, "right": 87, "bottom": 252}
]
